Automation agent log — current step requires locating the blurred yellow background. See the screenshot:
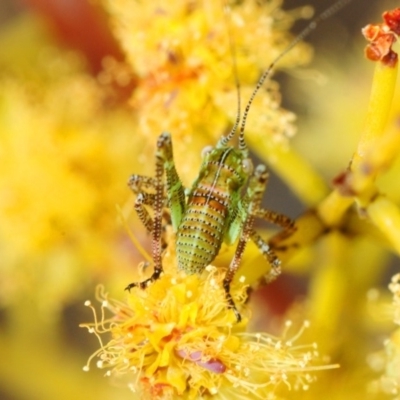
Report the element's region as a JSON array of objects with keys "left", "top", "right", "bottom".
[{"left": 1, "top": 0, "right": 400, "bottom": 399}]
